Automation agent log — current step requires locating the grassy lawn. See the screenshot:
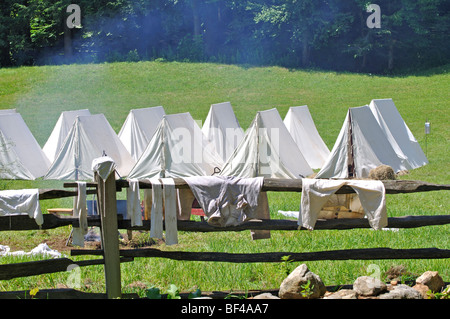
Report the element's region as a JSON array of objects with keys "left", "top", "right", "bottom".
[{"left": 0, "top": 61, "right": 448, "bottom": 296}]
